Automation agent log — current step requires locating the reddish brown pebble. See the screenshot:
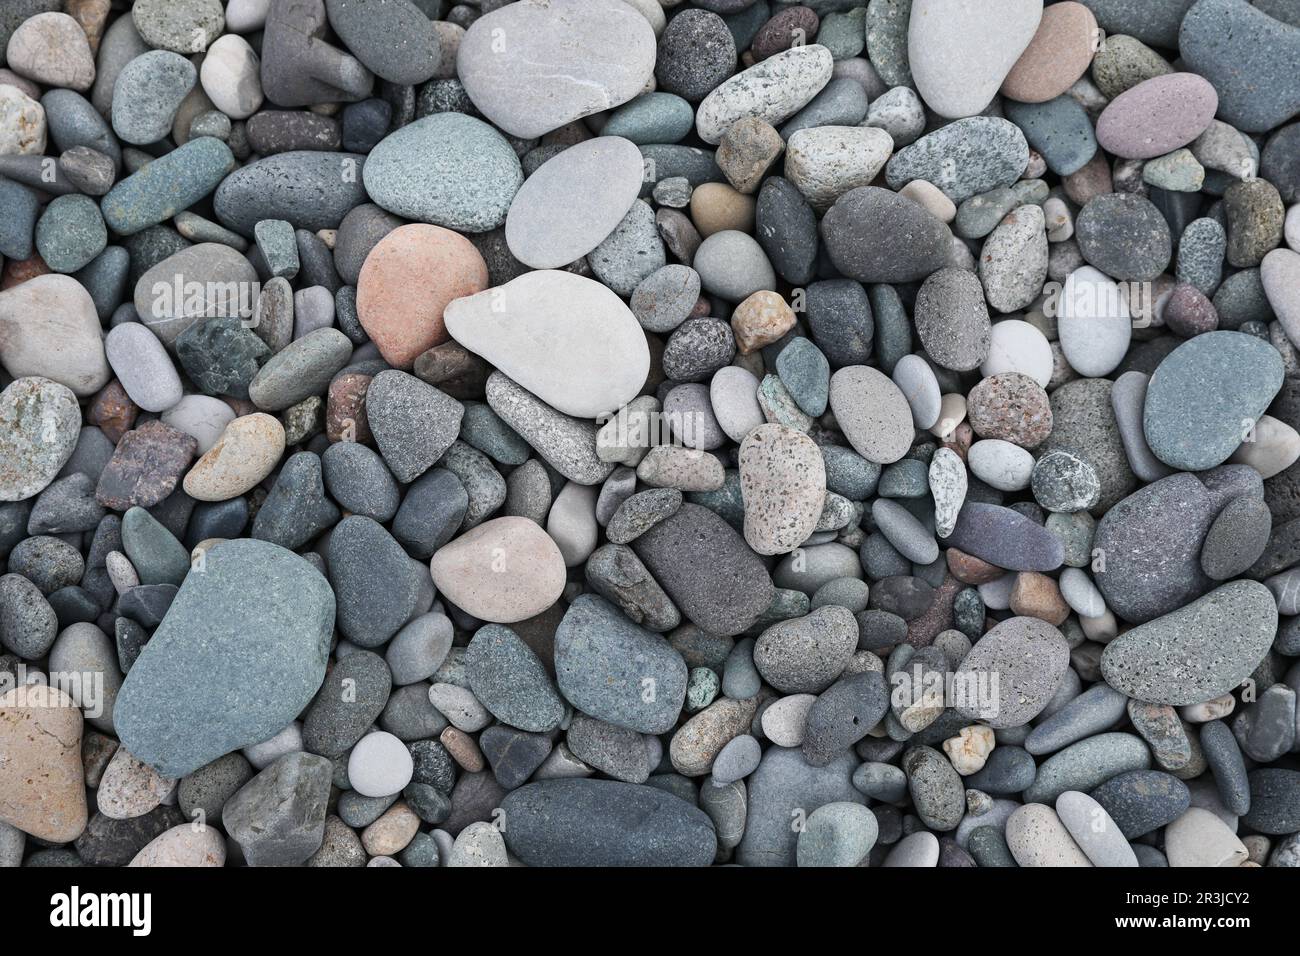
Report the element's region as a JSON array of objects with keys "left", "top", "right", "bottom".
[
  {"left": 751, "top": 6, "right": 820, "bottom": 61},
  {"left": 1002, "top": 1, "right": 1099, "bottom": 104},
  {"left": 440, "top": 726, "right": 485, "bottom": 772},
  {"left": 942, "top": 421, "right": 974, "bottom": 462},
  {"left": 946, "top": 546, "right": 1006, "bottom": 584},
  {"left": 967, "top": 372, "right": 1054, "bottom": 448},
  {"left": 326, "top": 372, "right": 373, "bottom": 444},
  {"left": 1163, "top": 282, "right": 1219, "bottom": 337},
  {"left": 2, "top": 253, "right": 50, "bottom": 289},
  {"left": 89, "top": 380, "right": 139, "bottom": 444},
  {"left": 907, "top": 574, "right": 960, "bottom": 648},
  {"left": 411, "top": 341, "right": 492, "bottom": 400},
  {"left": 1063, "top": 151, "right": 1113, "bottom": 206},
  {"left": 96, "top": 420, "right": 198, "bottom": 510},
  {"left": 356, "top": 223, "right": 489, "bottom": 369},
  {"left": 1009, "top": 571, "right": 1070, "bottom": 625}
]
